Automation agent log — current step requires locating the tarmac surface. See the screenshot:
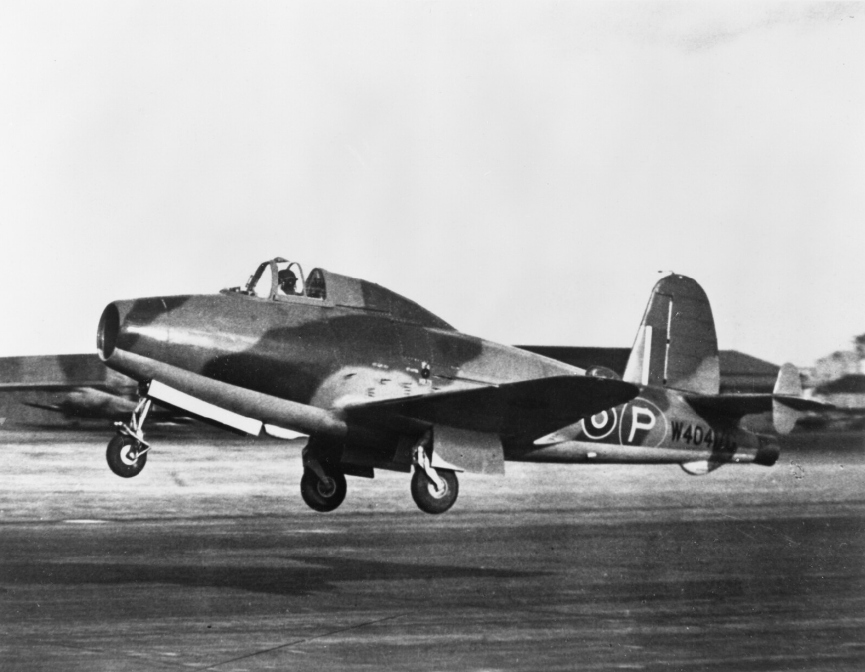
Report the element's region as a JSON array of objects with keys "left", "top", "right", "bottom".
[{"left": 1, "top": 430, "right": 864, "bottom": 671}]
